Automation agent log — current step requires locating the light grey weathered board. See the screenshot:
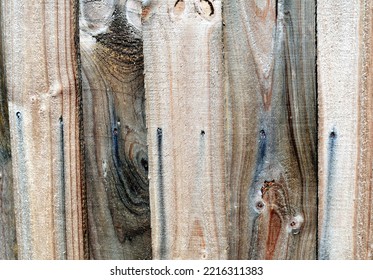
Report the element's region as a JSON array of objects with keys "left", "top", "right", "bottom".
[
  {"left": 1, "top": 0, "right": 86, "bottom": 259},
  {"left": 318, "top": 0, "right": 373, "bottom": 260},
  {"left": 143, "top": 0, "right": 228, "bottom": 259}
]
